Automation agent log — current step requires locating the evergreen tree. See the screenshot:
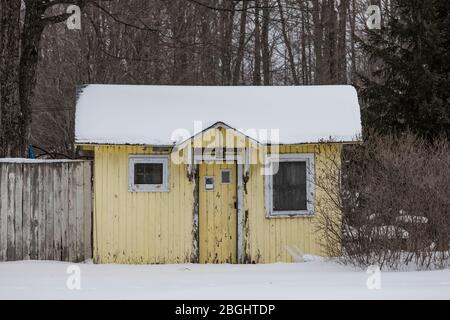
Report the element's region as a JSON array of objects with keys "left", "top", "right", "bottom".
[{"left": 358, "top": 0, "right": 449, "bottom": 140}]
